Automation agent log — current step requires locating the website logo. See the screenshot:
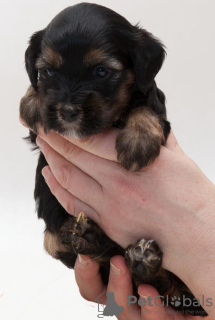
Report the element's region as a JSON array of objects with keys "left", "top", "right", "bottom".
[{"left": 94, "top": 291, "right": 124, "bottom": 318}]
